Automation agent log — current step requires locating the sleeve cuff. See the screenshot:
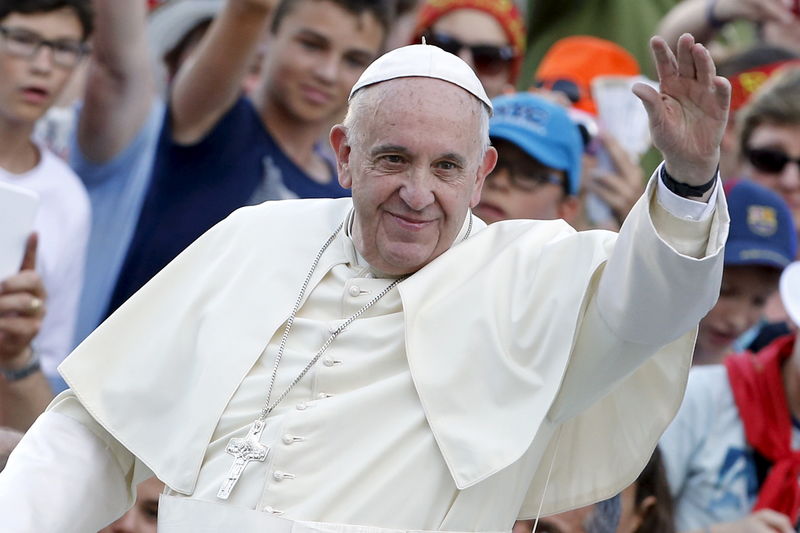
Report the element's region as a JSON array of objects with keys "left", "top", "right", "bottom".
[{"left": 655, "top": 163, "right": 719, "bottom": 222}]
